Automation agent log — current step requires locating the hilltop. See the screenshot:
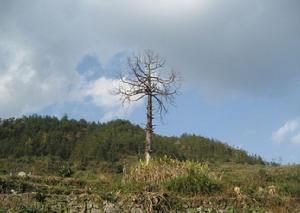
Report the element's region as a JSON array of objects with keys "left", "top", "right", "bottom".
[{"left": 0, "top": 115, "right": 264, "bottom": 165}]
